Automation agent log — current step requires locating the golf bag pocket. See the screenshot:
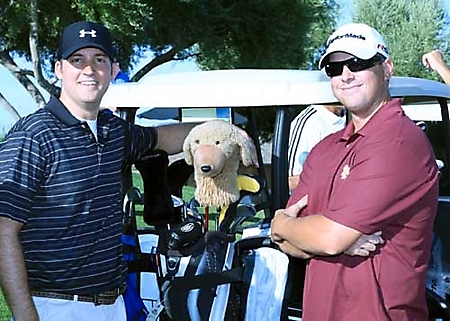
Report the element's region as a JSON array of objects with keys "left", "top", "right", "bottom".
[
  {"left": 122, "top": 230, "right": 162, "bottom": 321},
  {"left": 242, "top": 247, "right": 289, "bottom": 320},
  {"left": 127, "top": 231, "right": 164, "bottom": 316}
]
